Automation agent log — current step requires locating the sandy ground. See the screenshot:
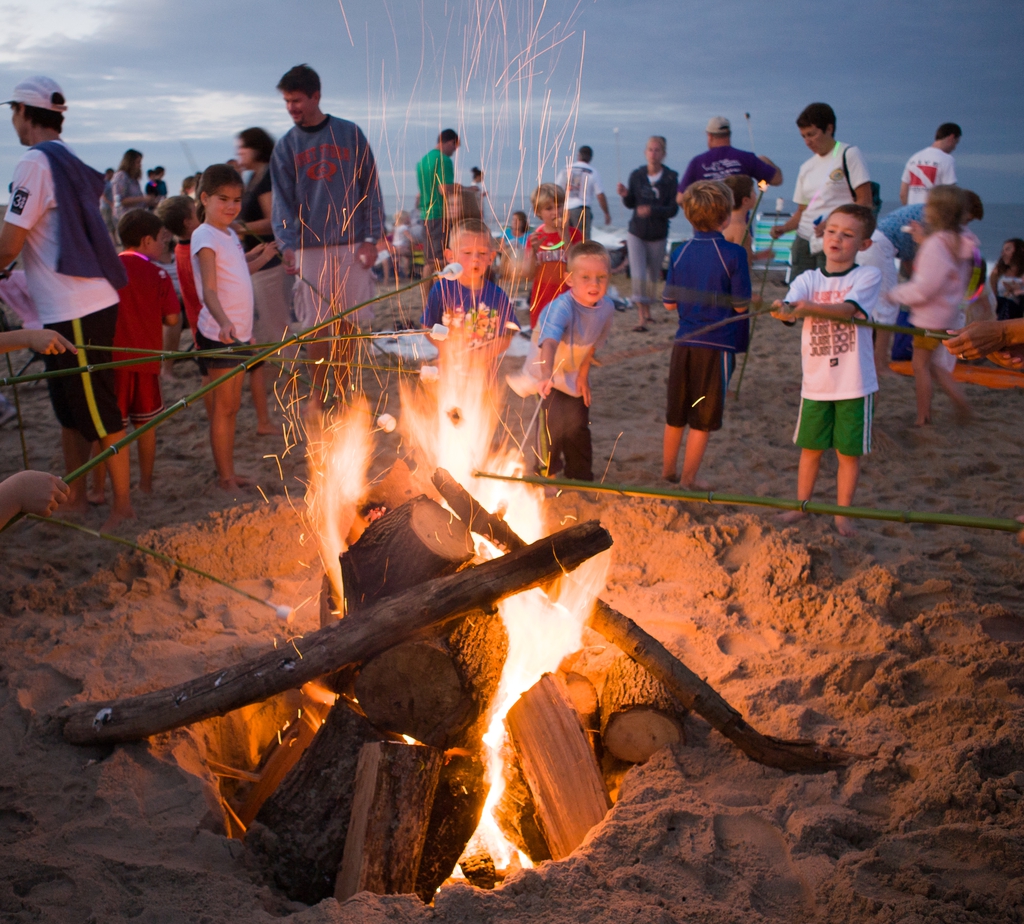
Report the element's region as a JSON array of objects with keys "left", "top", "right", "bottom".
[{"left": 1, "top": 275, "right": 1023, "bottom": 923}]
